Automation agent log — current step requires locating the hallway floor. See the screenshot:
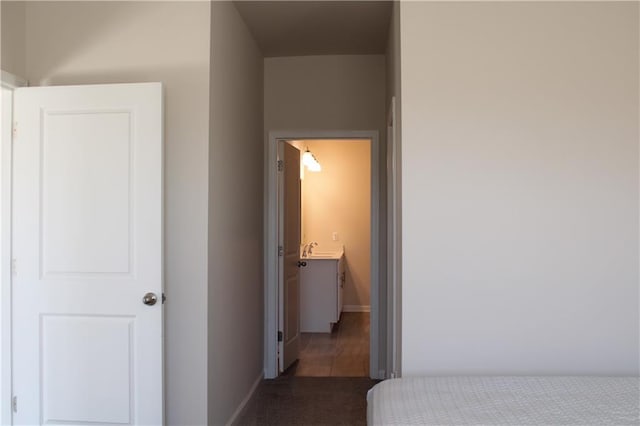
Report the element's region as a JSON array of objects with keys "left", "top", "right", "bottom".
[
  {"left": 287, "top": 312, "right": 370, "bottom": 377},
  {"left": 235, "top": 376, "right": 378, "bottom": 426},
  {"left": 235, "top": 313, "right": 376, "bottom": 425}
]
